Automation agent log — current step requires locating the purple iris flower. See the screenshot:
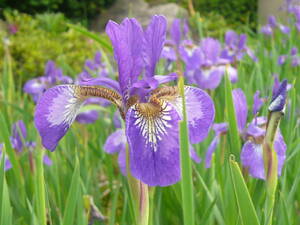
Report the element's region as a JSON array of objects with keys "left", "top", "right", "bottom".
[
  {"left": 221, "top": 30, "right": 257, "bottom": 63},
  {"left": 242, "top": 80, "right": 288, "bottom": 180},
  {"left": 277, "top": 47, "right": 300, "bottom": 67},
  {"left": 205, "top": 84, "right": 287, "bottom": 175},
  {"left": 34, "top": 15, "right": 215, "bottom": 186},
  {"left": 23, "top": 61, "right": 73, "bottom": 102},
  {"left": 260, "top": 24, "right": 273, "bottom": 36},
  {"left": 161, "top": 19, "right": 189, "bottom": 67}
]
